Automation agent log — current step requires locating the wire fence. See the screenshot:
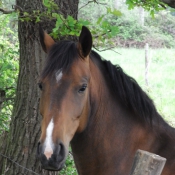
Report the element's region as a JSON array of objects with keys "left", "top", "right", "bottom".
[{"left": 0, "top": 153, "right": 40, "bottom": 175}]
